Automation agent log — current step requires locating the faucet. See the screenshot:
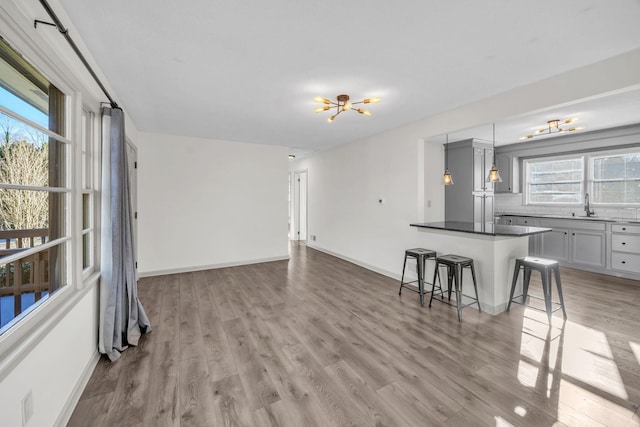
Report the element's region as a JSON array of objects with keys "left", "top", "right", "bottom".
[{"left": 584, "top": 193, "right": 595, "bottom": 217}]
